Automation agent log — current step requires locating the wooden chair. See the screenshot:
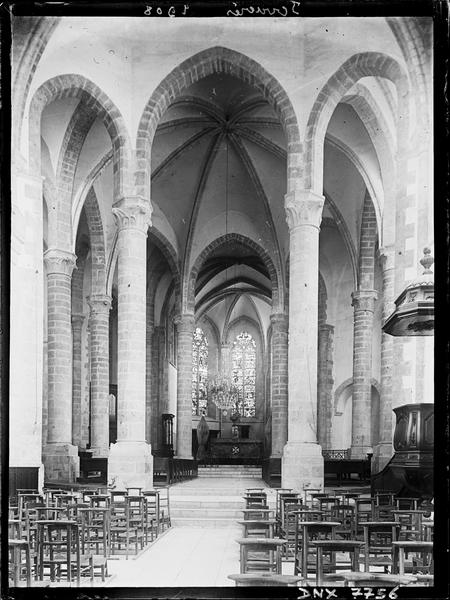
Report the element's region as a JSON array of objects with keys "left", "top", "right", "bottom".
[
  {"left": 236, "top": 537, "right": 286, "bottom": 574},
  {"left": 78, "top": 508, "right": 110, "bottom": 582},
  {"left": 392, "top": 540, "right": 433, "bottom": 577},
  {"left": 422, "top": 521, "right": 433, "bottom": 542},
  {"left": 395, "top": 497, "right": 421, "bottom": 510},
  {"left": 242, "top": 508, "right": 276, "bottom": 521},
  {"left": 392, "top": 510, "right": 427, "bottom": 541},
  {"left": 143, "top": 490, "right": 160, "bottom": 538},
  {"left": 330, "top": 504, "right": 357, "bottom": 538},
  {"left": 355, "top": 498, "right": 373, "bottom": 533},
  {"left": 228, "top": 573, "right": 302, "bottom": 586},
  {"left": 110, "top": 498, "right": 145, "bottom": 559},
  {"left": 312, "top": 539, "right": 364, "bottom": 585},
  {"left": 280, "top": 500, "right": 304, "bottom": 560},
  {"left": 8, "top": 539, "right": 32, "bottom": 586},
  {"left": 372, "top": 492, "right": 395, "bottom": 521},
  {"left": 35, "top": 520, "right": 82, "bottom": 584},
  {"left": 90, "top": 494, "right": 110, "bottom": 509},
  {"left": 361, "top": 521, "right": 401, "bottom": 572},
  {"left": 157, "top": 486, "right": 171, "bottom": 530},
  {"left": 237, "top": 519, "right": 276, "bottom": 538},
  {"left": 303, "top": 488, "right": 323, "bottom": 508},
  {"left": 243, "top": 492, "right": 267, "bottom": 509},
  {"left": 294, "top": 520, "right": 339, "bottom": 580}
]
